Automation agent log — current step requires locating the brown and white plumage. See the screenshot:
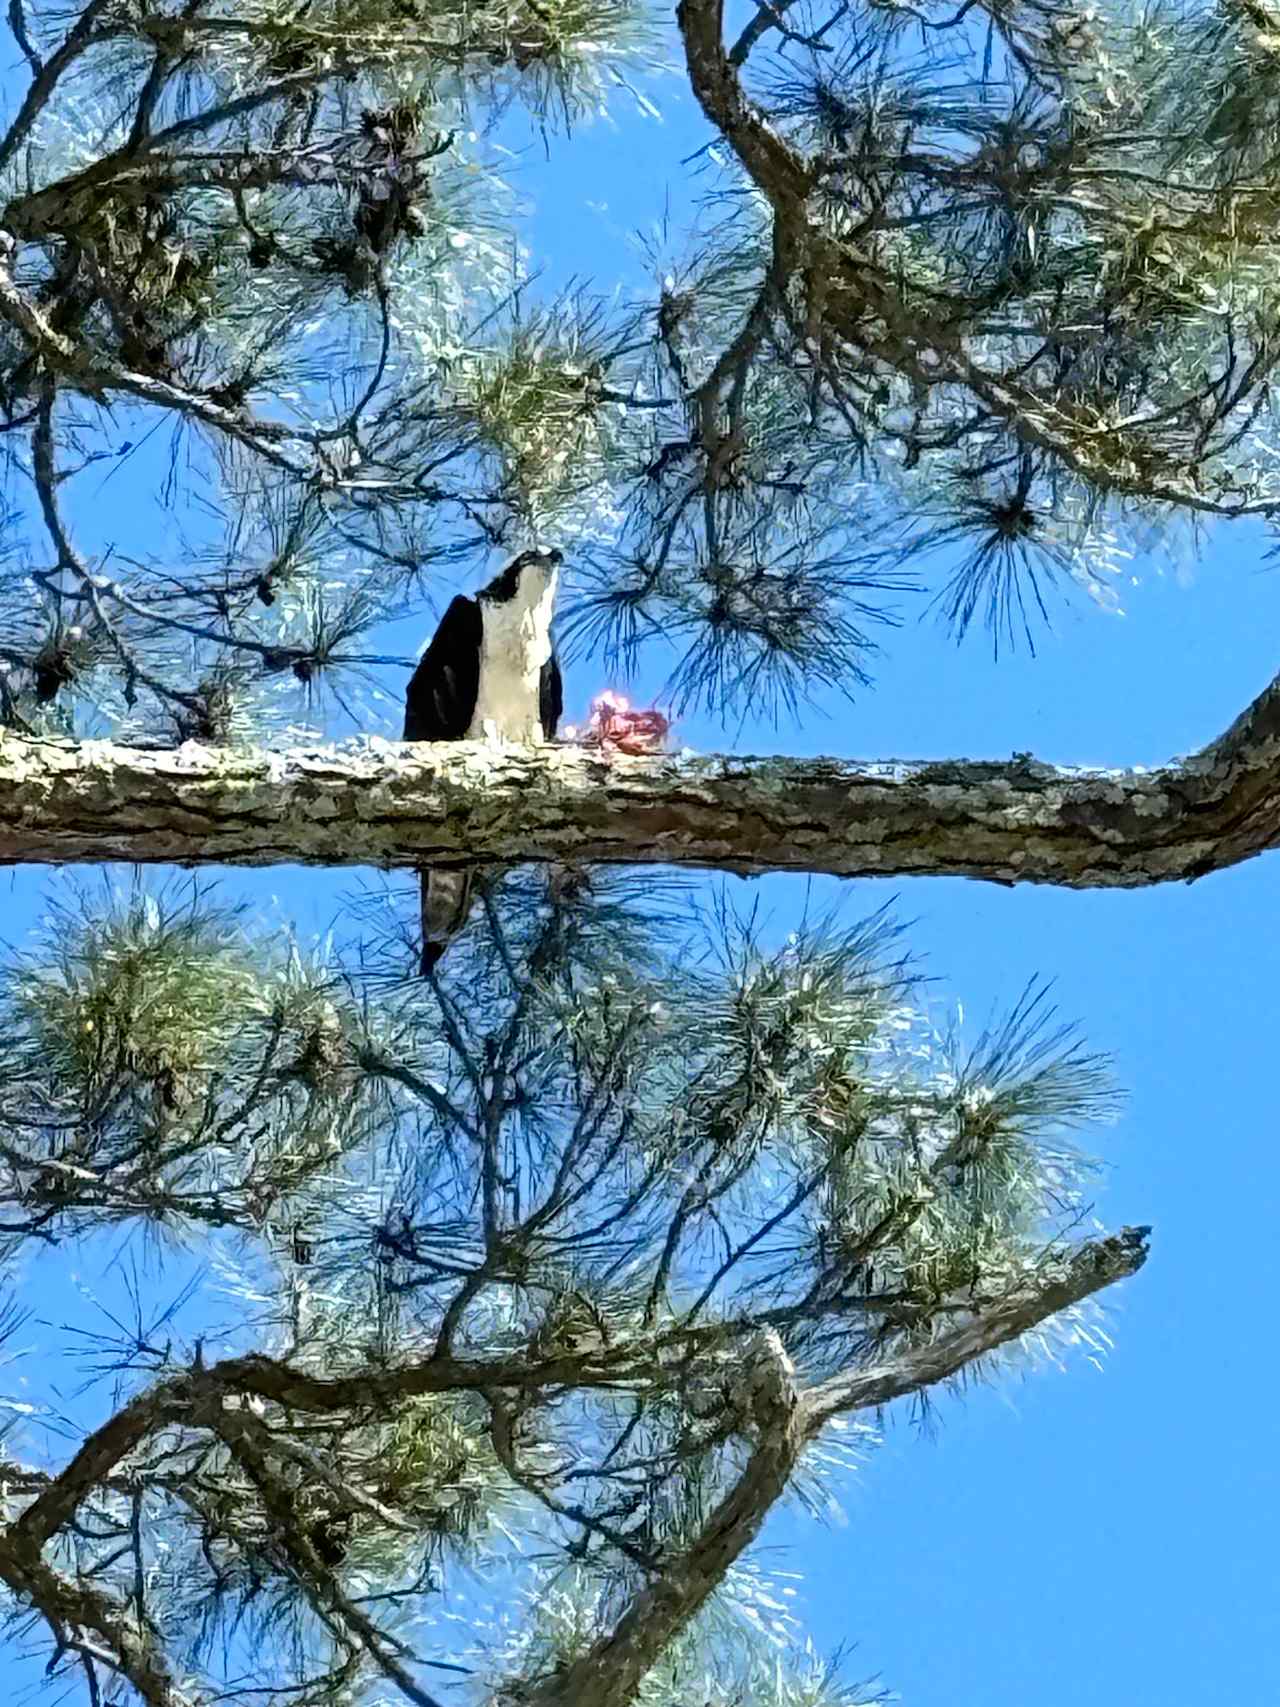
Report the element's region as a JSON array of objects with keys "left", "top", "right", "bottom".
[{"left": 403, "top": 549, "right": 562, "bottom": 973}]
